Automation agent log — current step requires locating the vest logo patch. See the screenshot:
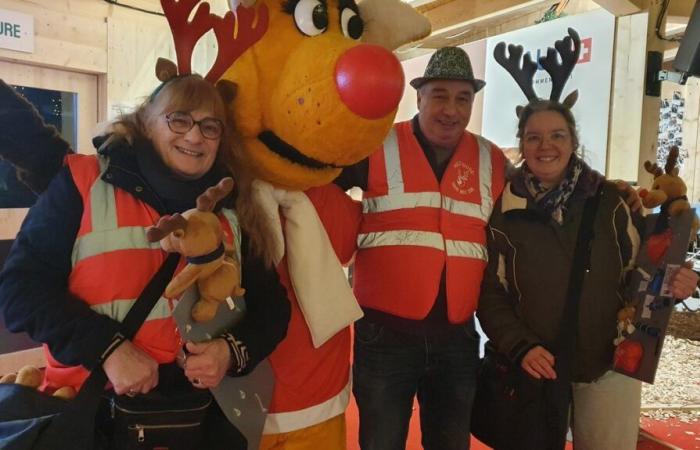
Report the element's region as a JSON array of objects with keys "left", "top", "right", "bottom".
[{"left": 452, "top": 161, "right": 475, "bottom": 195}]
